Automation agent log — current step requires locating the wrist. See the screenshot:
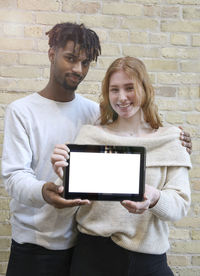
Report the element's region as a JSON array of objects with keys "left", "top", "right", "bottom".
[{"left": 149, "top": 189, "right": 160, "bottom": 208}]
